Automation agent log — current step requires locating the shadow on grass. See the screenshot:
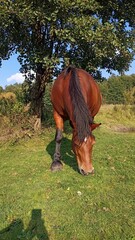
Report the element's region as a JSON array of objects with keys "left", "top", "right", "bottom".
[
  {"left": 0, "top": 209, "right": 49, "bottom": 240},
  {"left": 46, "top": 137, "right": 78, "bottom": 173}
]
